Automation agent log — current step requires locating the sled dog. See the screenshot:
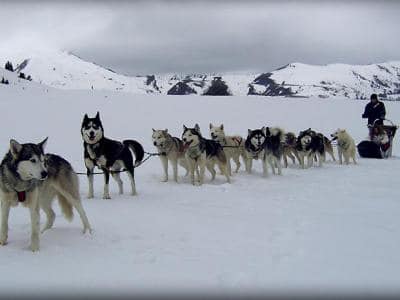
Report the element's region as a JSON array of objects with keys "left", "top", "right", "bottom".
[
  {"left": 81, "top": 112, "right": 144, "bottom": 199},
  {"left": 152, "top": 129, "right": 188, "bottom": 182},
  {"left": 0, "top": 138, "right": 91, "bottom": 251},
  {"left": 331, "top": 129, "right": 357, "bottom": 164},
  {"left": 209, "top": 123, "right": 245, "bottom": 175},
  {"left": 296, "top": 128, "right": 325, "bottom": 168},
  {"left": 264, "top": 127, "right": 285, "bottom": 175},
  {"left": 244, "top": 128, "right": 267, "bottom": 176},
  {"left": 282, "top": 132, "right": 300, "bottom": 168},
  {"left": 182, "top": 124, "right": 230, "bottom": 185}
]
